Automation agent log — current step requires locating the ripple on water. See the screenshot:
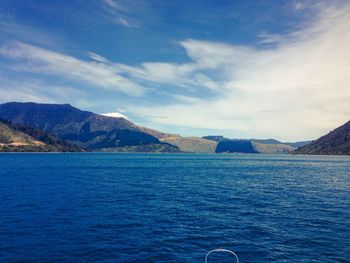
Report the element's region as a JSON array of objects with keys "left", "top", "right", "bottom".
[{"left": 0, "top": 153, "right": 349, "bottom": 262}]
